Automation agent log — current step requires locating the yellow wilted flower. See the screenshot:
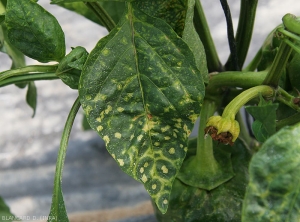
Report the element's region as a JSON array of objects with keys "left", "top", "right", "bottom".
[
  {"left": 205, "top": 85, "right": 275, "bottom": 145},
  {"left": 205, "top": 116, "right": 240, "bottom": 146}
]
